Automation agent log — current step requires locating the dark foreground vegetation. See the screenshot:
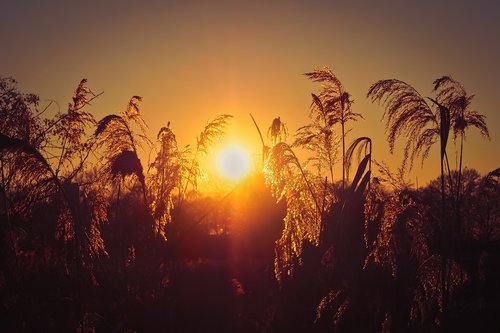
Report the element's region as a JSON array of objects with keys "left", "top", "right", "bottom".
[{"left": 0, "top": 70, "right": 499, "bottom": 332}]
